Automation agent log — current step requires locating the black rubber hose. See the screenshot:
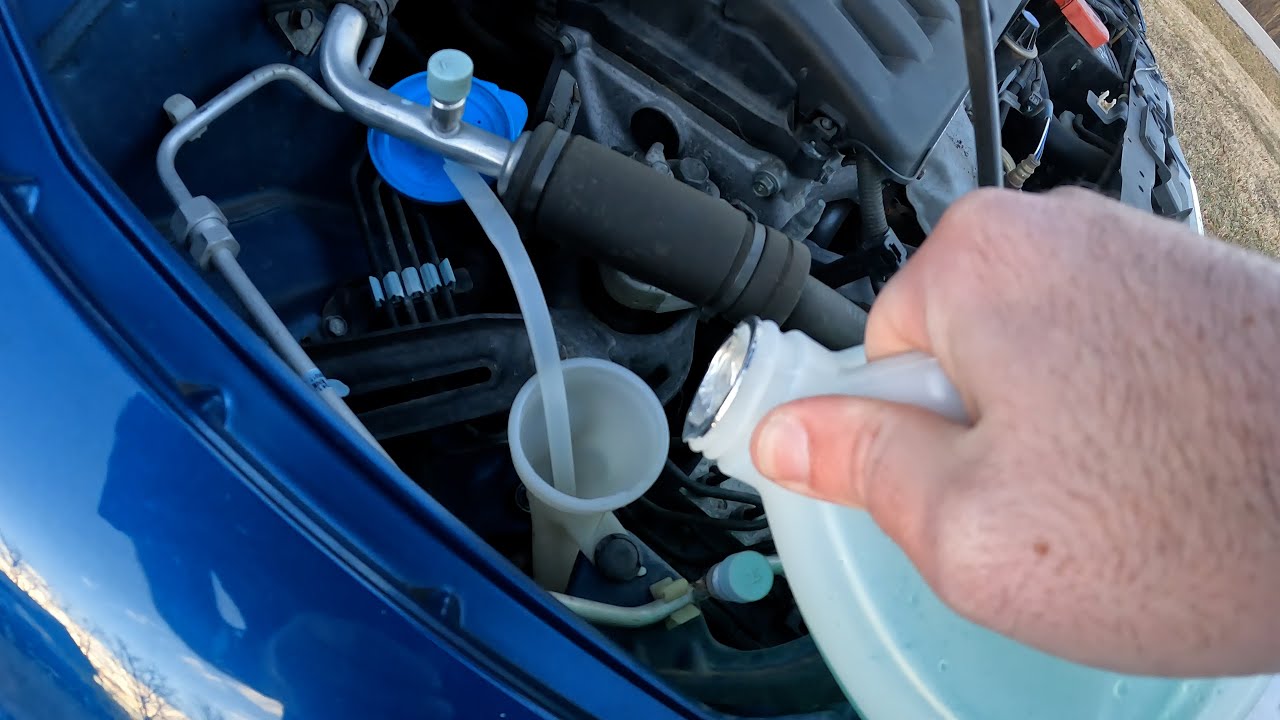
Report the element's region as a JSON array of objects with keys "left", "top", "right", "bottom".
[
  {"left": 370, "top": 177, "right": 419, "bottom": 324},
  {"left": 1072, "top": 113, "right": 1119, "bottom": 153},
  {"left": 856, "top": 154, "right": 889, "bottom": 245},
  {"left": 783, "top": 278, "right": 868, "bottom": 349},
  {"left": 1044, "top": 116, "right": 1111, "bottom": 177},
  {"left": 413, "top": 211, "right": 457, "bottom": 317},
  {"left": 1012, "top": 56, "right": 1039, "bottom": 98},
  {"left": 809, "top": 158, "right": 896, "bottom": 294},
  {"left": 808, "top": 200, "right": 852, "bottom": 249},
  {"left": 349, "top": 156, "right": 398, "bottom": 327},
  {"left": 664, "top": 460, "right": 762, "bottom": 507},
  {"left": 637, "top": 498, "right": 769, "bottom": 532},
  {"left": 811, "top": 253, "right": 871, "bottom": 288},
  {"left": 1096, "top": 140, "right": 1125, "bottom": 185},
  {"left": 1123, "top": 34, "right": 1142, "bottom": 75},
  {"left": 958, "top": 0, "right": 1004, "bottom": 187},
  {"left": 1090, "top": 0, "right": 1124, "bottom": 32},
  {"left": 506, "top": 123, "right": 868, "bottom": 348}
]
